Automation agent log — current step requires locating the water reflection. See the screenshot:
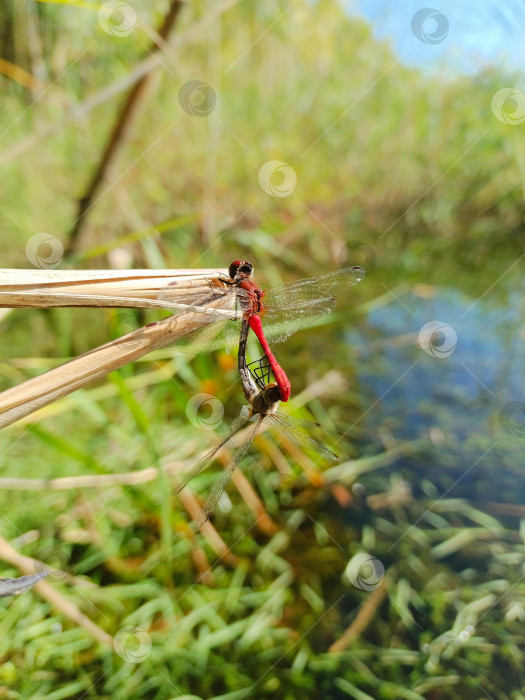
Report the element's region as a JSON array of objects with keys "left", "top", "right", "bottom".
[{"left": 349, "top": 276, "right": 525, "bottom": 506}]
